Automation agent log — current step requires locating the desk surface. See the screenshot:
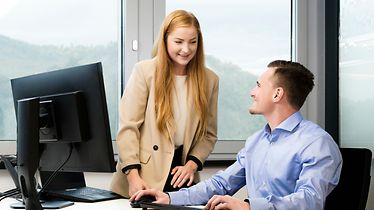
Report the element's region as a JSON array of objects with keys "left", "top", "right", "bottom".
[
  {"left": 0, "top": 197, "right": 141, "bottom": 210},
  {"left": 0, "top": 197, "right": 204, "bottom": 210}
]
